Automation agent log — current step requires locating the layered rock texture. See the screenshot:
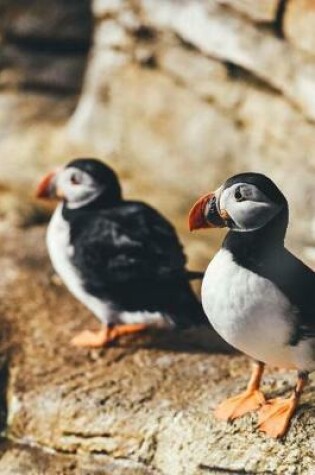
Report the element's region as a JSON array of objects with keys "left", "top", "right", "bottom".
[
  {"left": 0, "top": 1, "right": 315, "bottom": 473},
  {"left": 0, "top": 221, "right": 314, "bottom": 474}
]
